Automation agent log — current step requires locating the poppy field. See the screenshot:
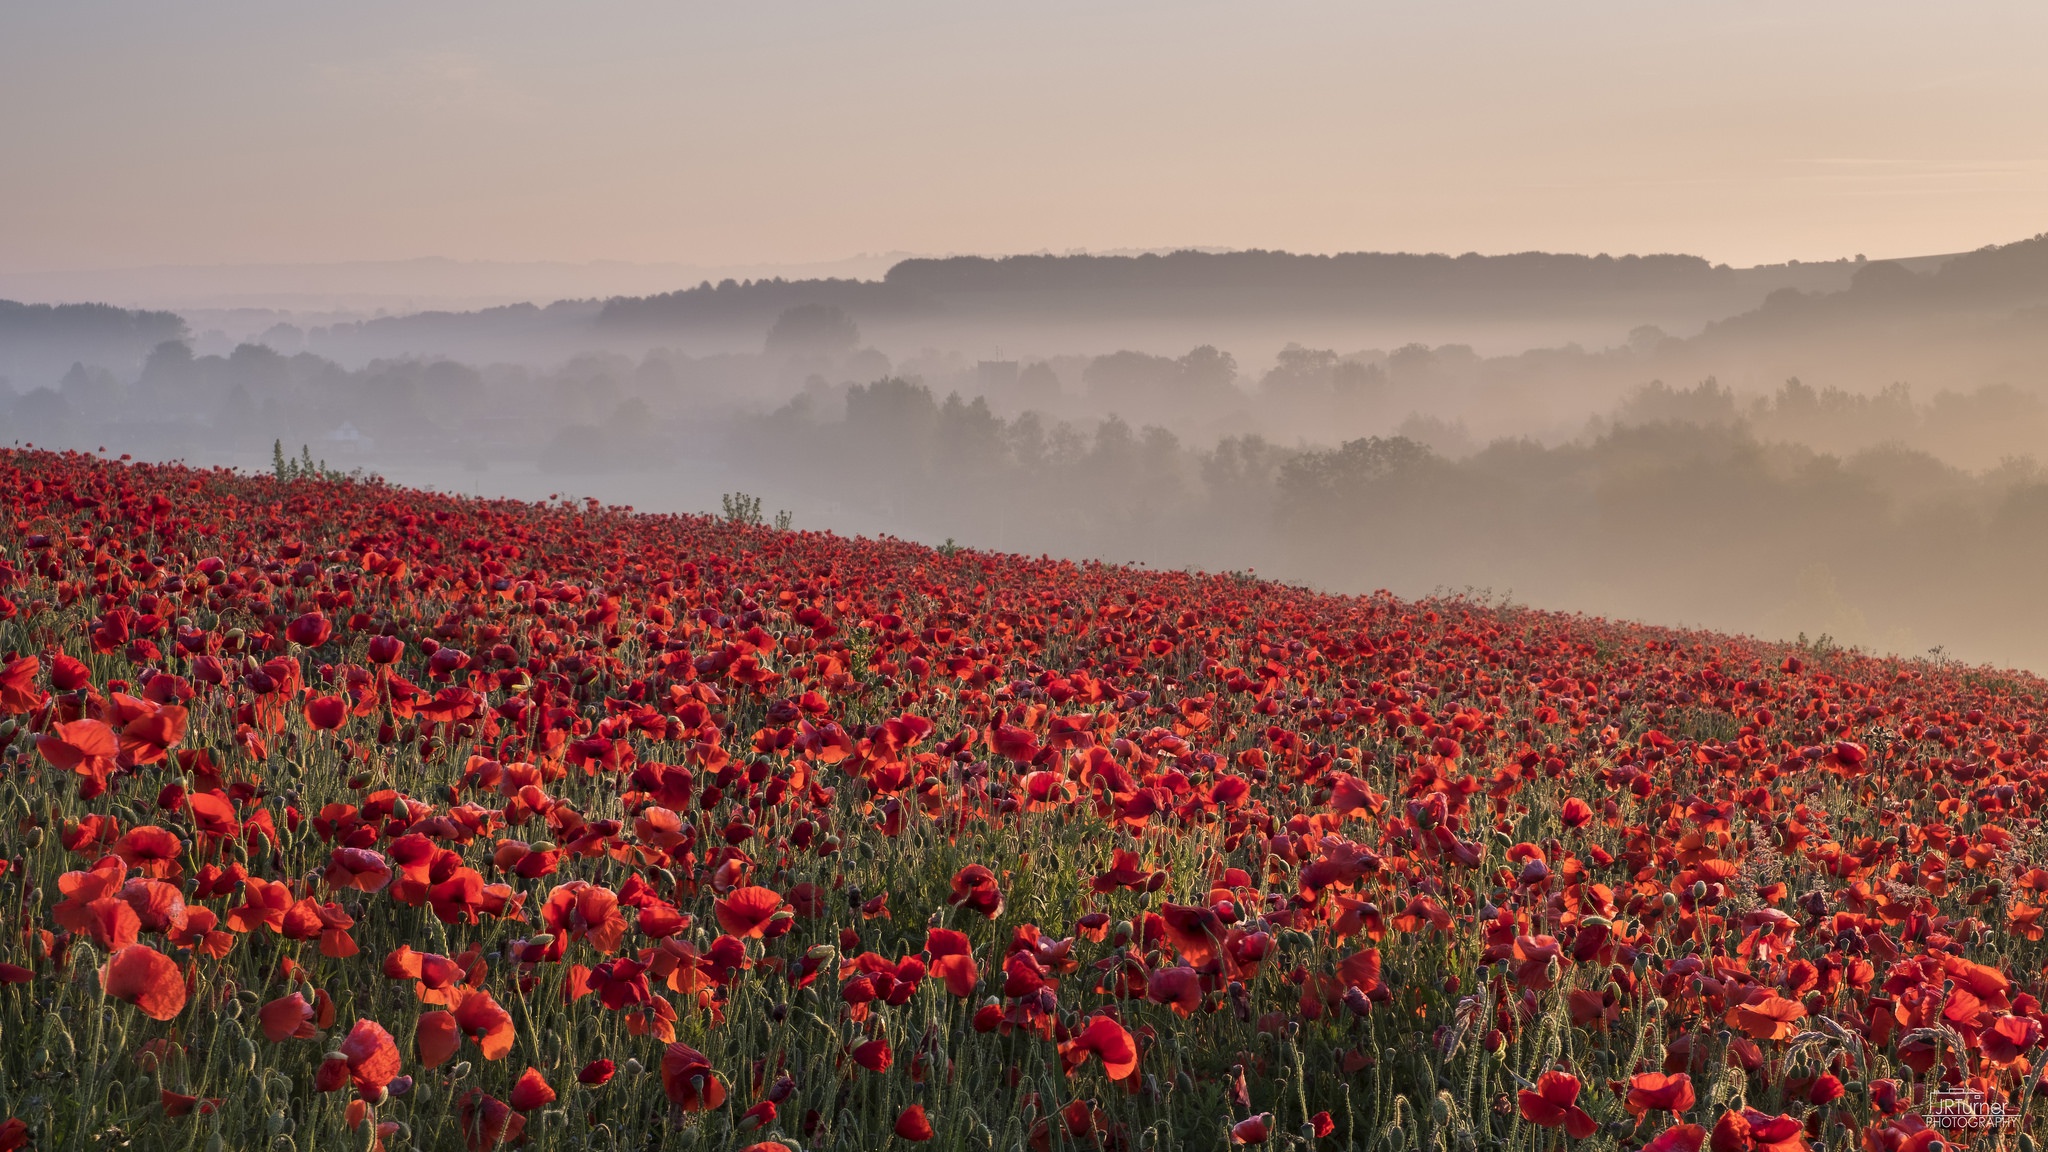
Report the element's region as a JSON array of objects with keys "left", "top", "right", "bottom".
[{"left": 1, "top": 445, "right": 2046, "bottom": 1152}]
